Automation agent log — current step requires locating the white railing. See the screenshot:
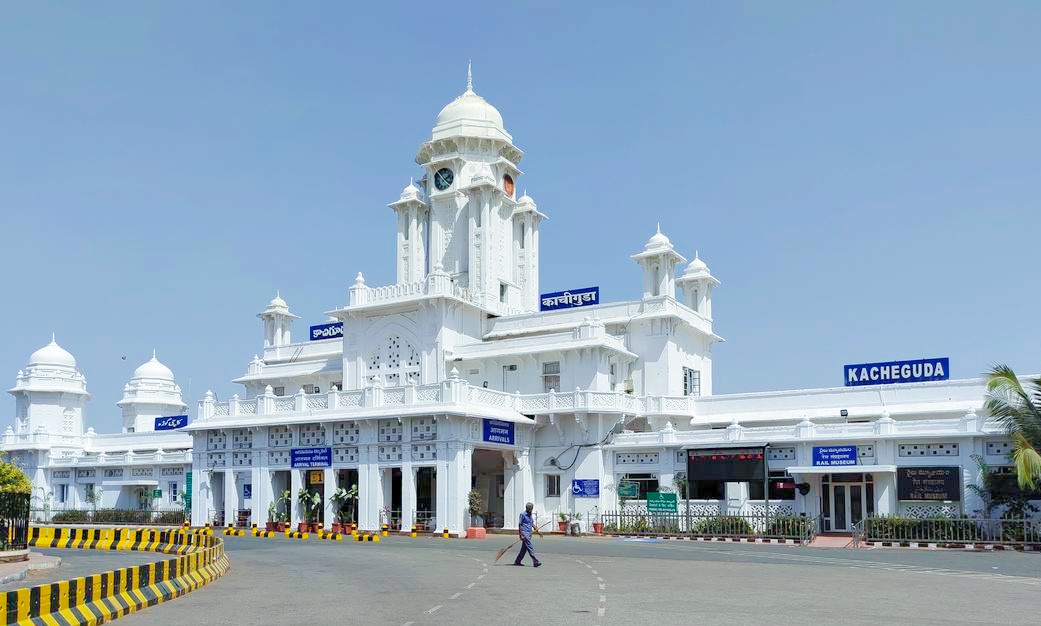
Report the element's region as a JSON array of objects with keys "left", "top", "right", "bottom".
[{"left": 45, "top": 449, "right": 191, "bottom": 466}]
